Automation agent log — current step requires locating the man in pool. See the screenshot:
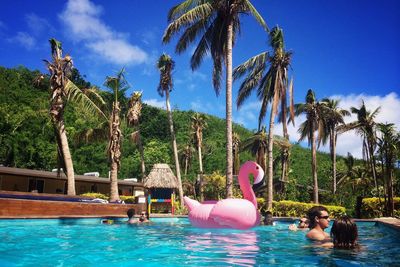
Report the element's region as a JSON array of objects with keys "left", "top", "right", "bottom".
[
  {"left": 288, "top": 217, "right": 309, "bottom": 231},
  {"left": 306, "top": 206, "right": 331, "bottom": 241},
  {"left": 139, "top": 211, "right": 149, "bottom": 223}
]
